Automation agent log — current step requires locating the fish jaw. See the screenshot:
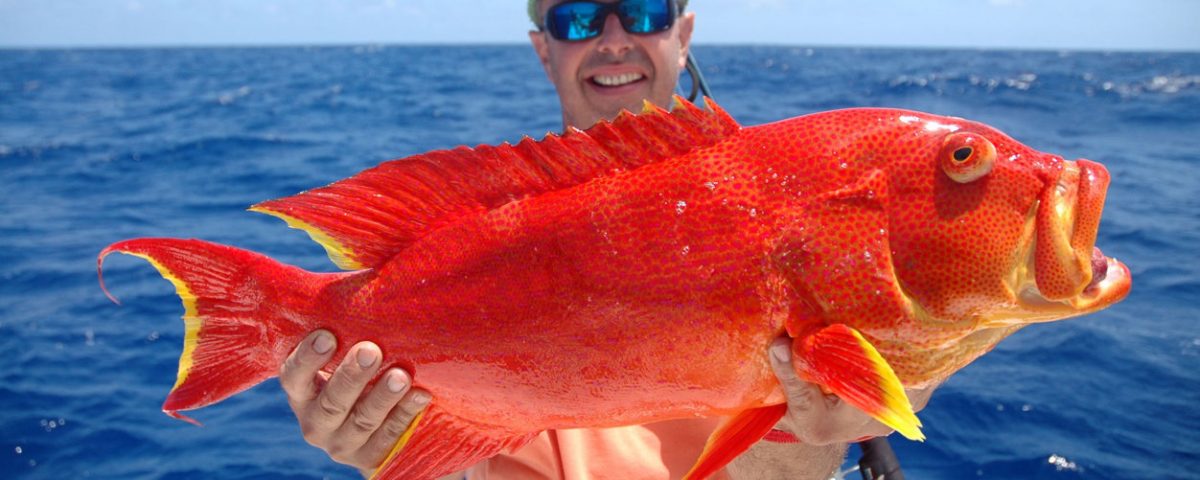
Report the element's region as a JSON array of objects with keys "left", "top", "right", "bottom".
[
  {"left": 988, "top": 159, "right": 1131, "bottom": 325},
  {"left": 988, "top": 250, "right": 1131, "bottom": 327}
]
